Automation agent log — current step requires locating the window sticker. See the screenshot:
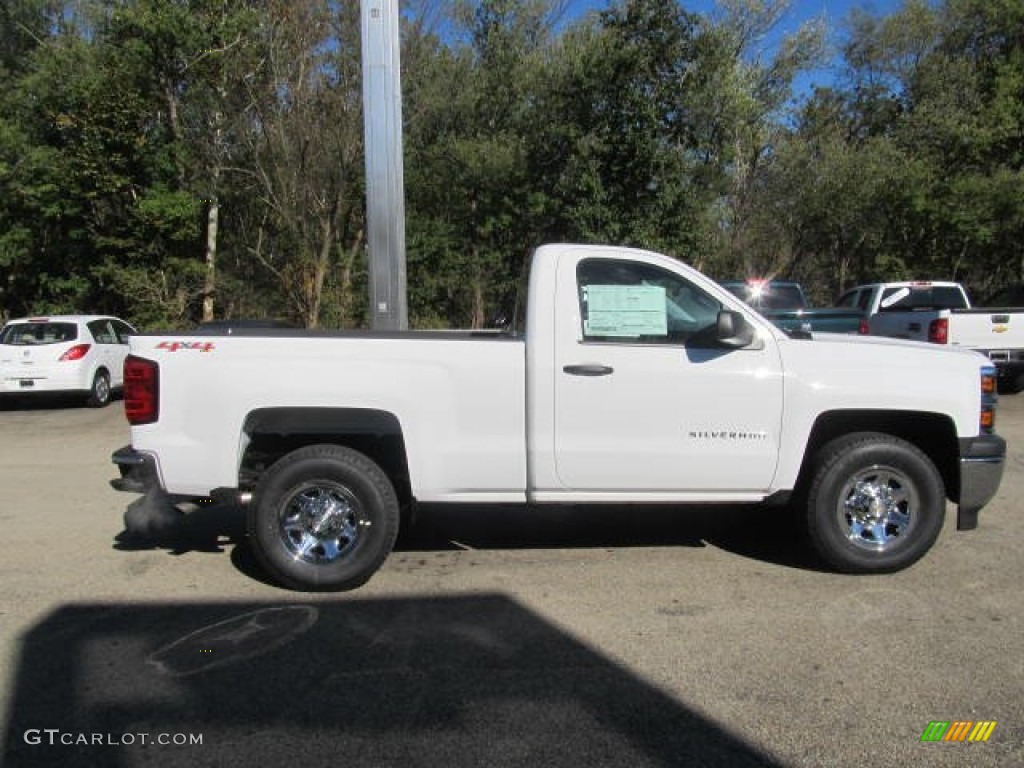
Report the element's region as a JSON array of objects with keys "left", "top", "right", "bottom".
[
  {"left": 584, "top": 284, "right": 667, "bottom": 337},
  {"left": 880, "top": 287, "right": 911, "bottom": 308}
]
